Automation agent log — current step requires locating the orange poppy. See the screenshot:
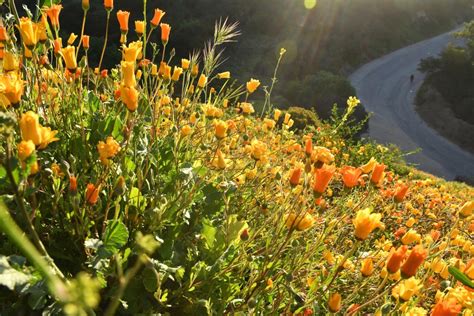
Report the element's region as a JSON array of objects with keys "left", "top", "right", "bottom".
[
  {"left": 370, "top": 163, "right": 386, "bottom": 185},
  {"left": 160, "top": 23, "right": 171, "bottom": 43},
  {"left": 85, "top": 183, "right": 100, "bottom": 205},
  {"left": 386, "top": 246, "right": 407, "bottom": 274},
  {"left": 289, "top": 167, "right": 302, "bottom": 186},
  {"left": 341, "top": 166, "right": 362, "bottom": 188},
  {"left": 401, "top": 245, "right": 427, "bottom": 277},
  {"left": 394, "top": 184, "right": 409, "bottom": 202},
  {"left": 46, "top": 4, "right": 62, "bottom": 27},
  {"left": 312, "top": 166, "right": 335, "bottom": 194},
  {"left": 117, "top": 10, "right": 130, "bottom": 32},
  {"left": 151, "top": 9, "right": 165, "bottom": 27}
]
